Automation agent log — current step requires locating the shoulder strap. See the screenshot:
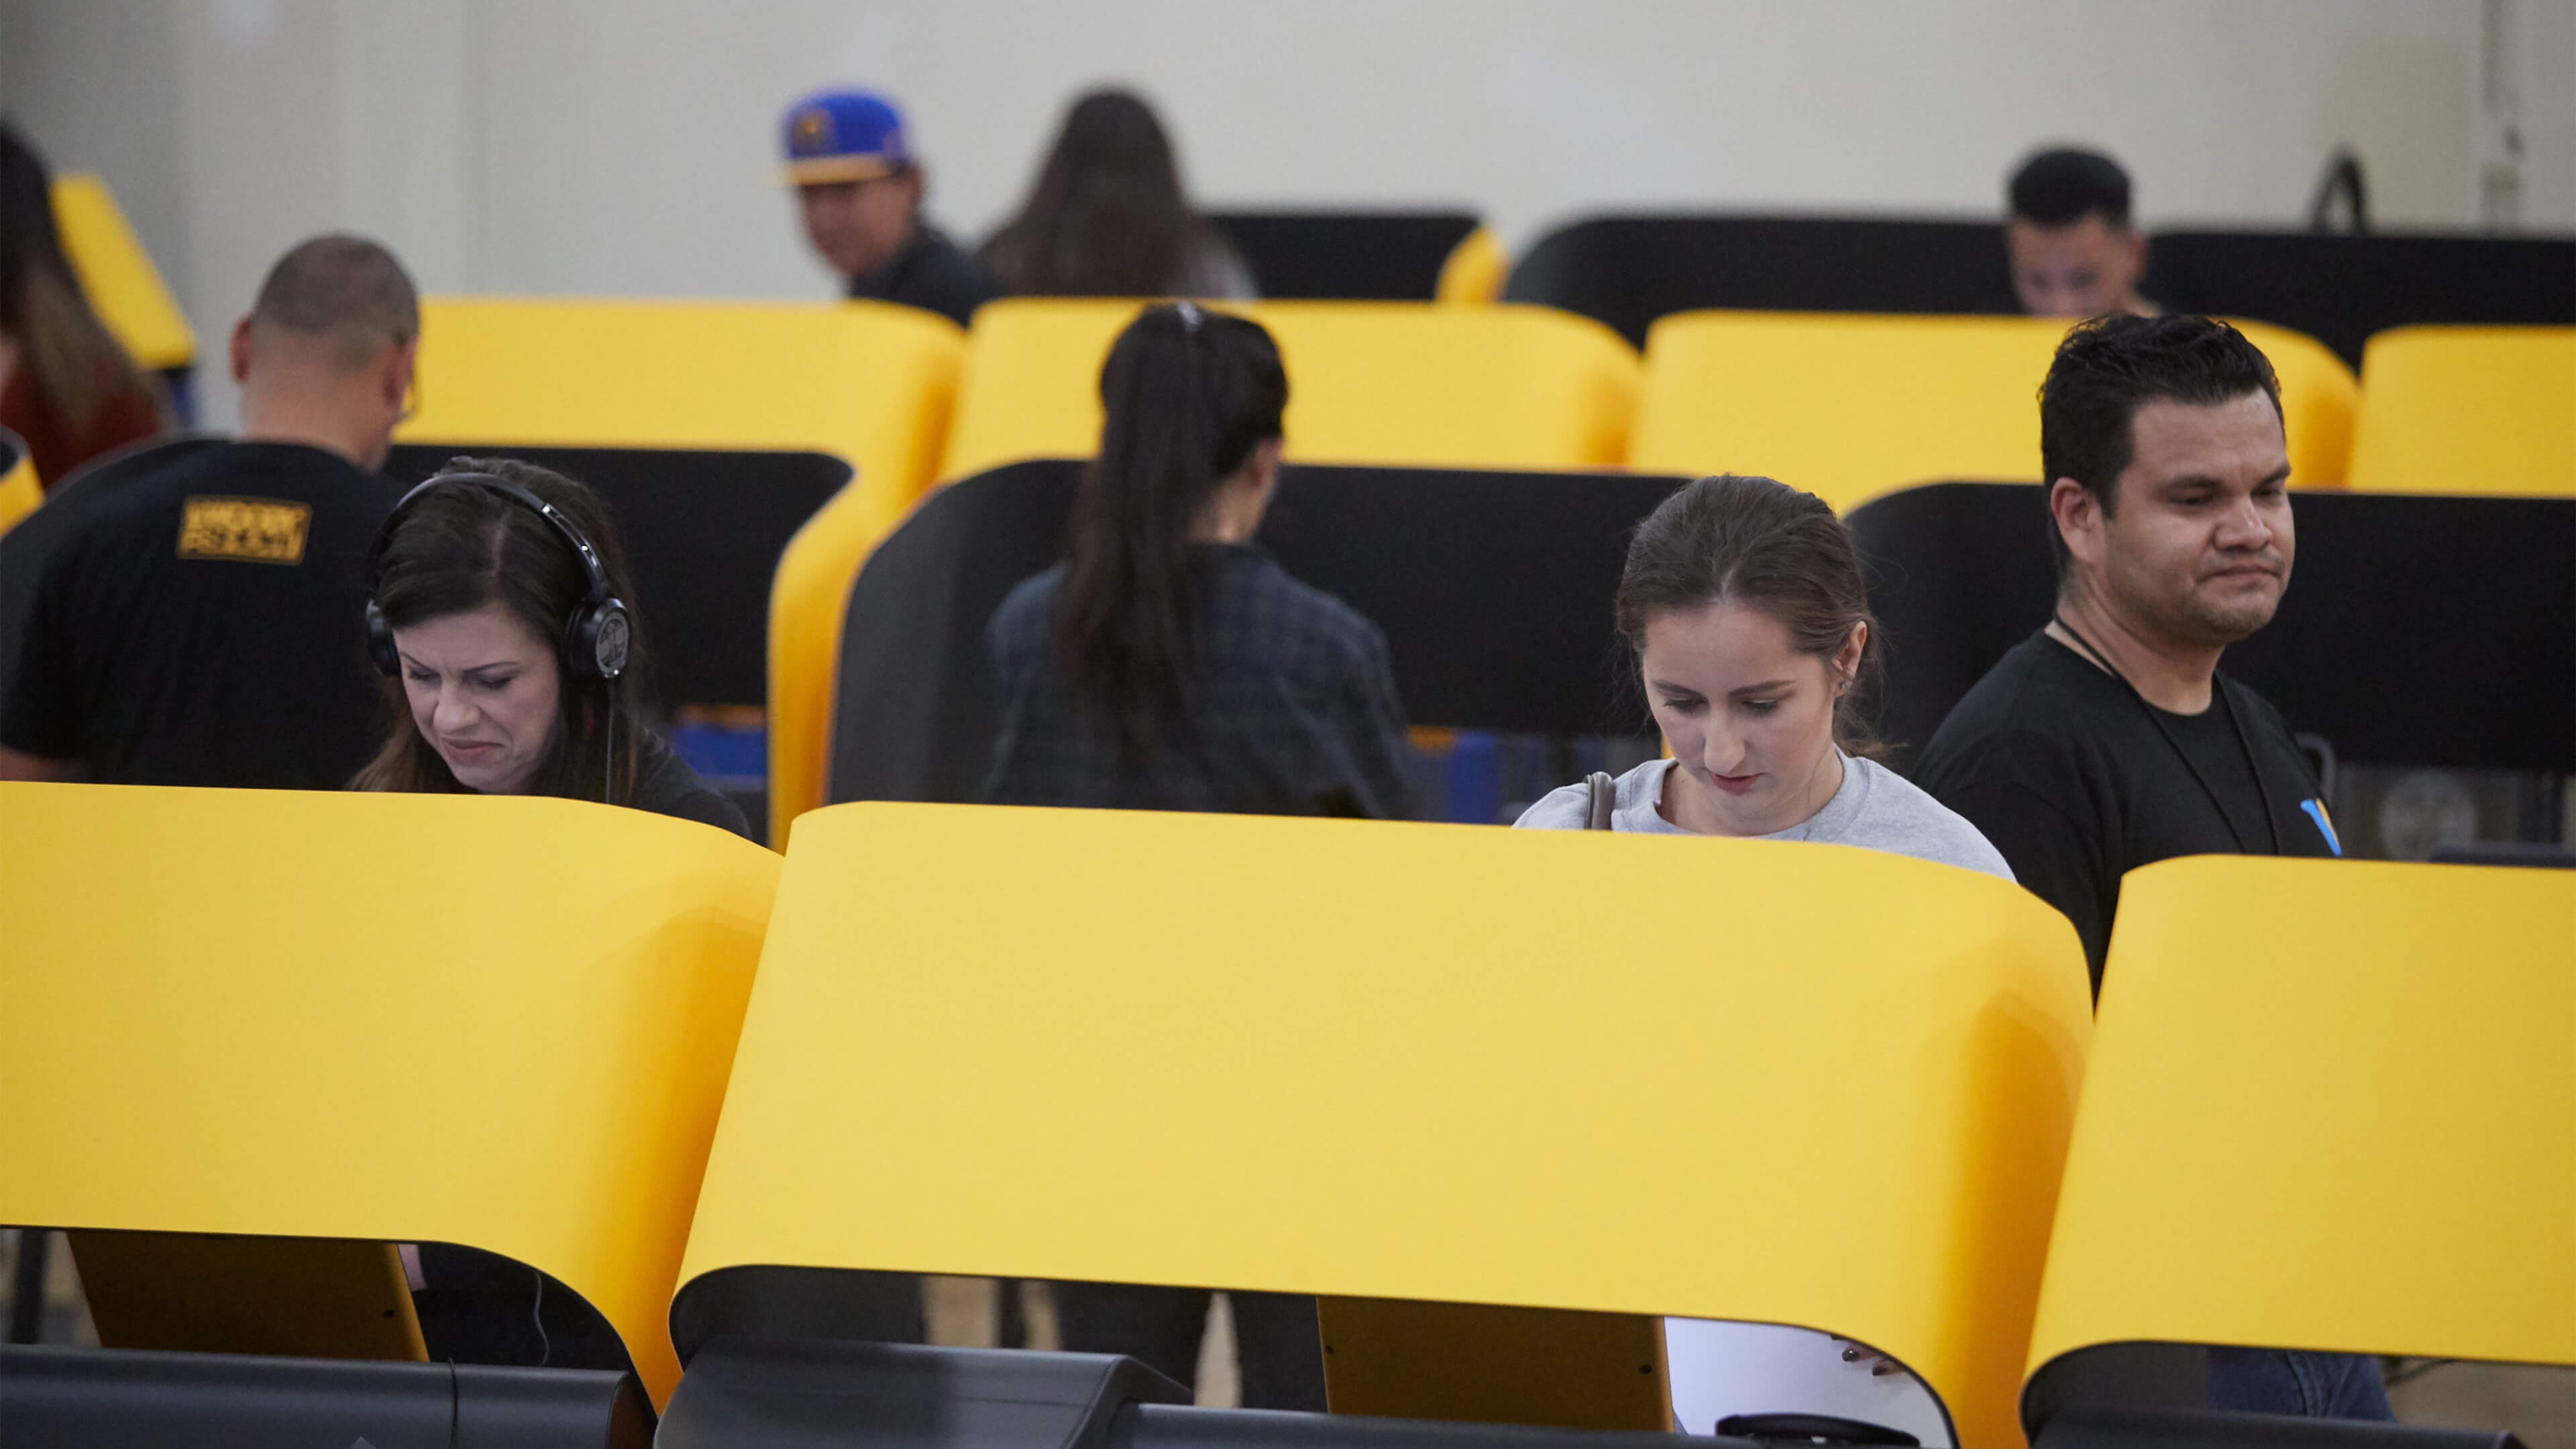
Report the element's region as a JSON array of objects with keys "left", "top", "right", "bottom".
[{"left": 1584, "top": 771, "right": 1617, "bottom": 830}]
